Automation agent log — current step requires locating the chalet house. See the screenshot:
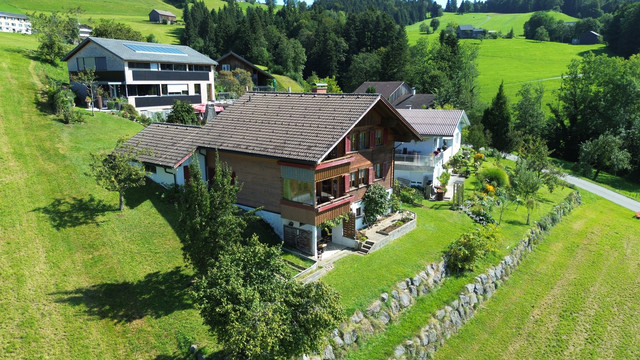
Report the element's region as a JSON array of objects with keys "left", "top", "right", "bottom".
[
  {"left": 394, "top": 109, "right": 469, "bottom": 187},
  {"left": 149, "top": 9, "right": 177, "bottom": 24},
  {"left": 125, "top": 92, "right": 421, "bottom": 257},
  {"left": 216, "top": 51, "right": 276, "bottom": 91},
  {"left": 0, "top": 11, "right": 31, "bottom": 34},
  {"left": 353, "top": 81, "right": 435, "bottom": 109},
  {"left": 457, "top": 24, "right": 486, "bottom": 39},
  {"left": 63, "top": 37, "right": 217, "bottom": 116}
]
